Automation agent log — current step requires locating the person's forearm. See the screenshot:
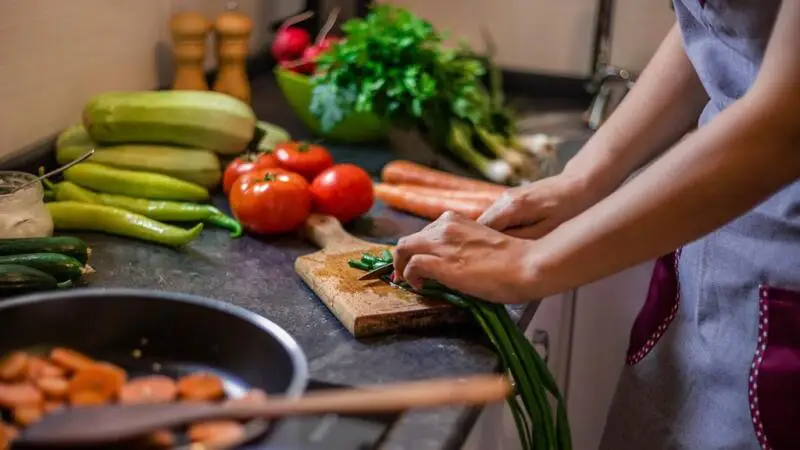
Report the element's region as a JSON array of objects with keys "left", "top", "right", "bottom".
[
  {"left": 563, "top": 25, "right": 708, "bottom": 200},
  {"left": 529, "top": 84, "right": 800, "bottom": 298}
]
